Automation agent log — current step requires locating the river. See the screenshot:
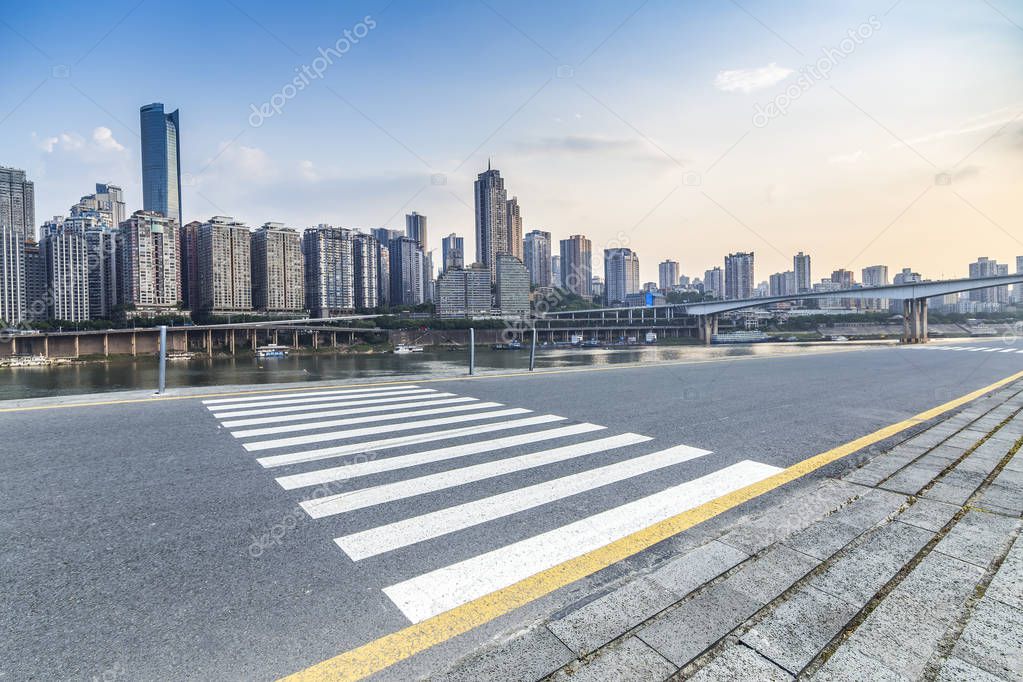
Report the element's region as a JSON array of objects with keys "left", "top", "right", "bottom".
[{"left": 0, "top": 341, "right": 889, "bottom": 401}]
